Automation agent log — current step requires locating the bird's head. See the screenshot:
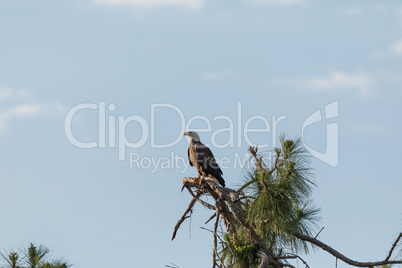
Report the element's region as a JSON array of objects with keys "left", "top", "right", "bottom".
[{"left": 183, "top": 131, "right": 200, "bottom": 142}]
